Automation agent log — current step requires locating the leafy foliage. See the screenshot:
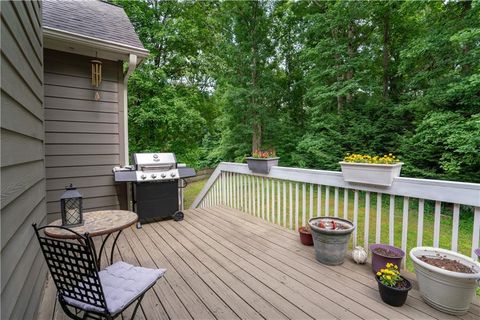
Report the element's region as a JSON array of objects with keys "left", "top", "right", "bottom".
[{"left": 115, "top": 0, "right": 479, "bottom": 182}]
